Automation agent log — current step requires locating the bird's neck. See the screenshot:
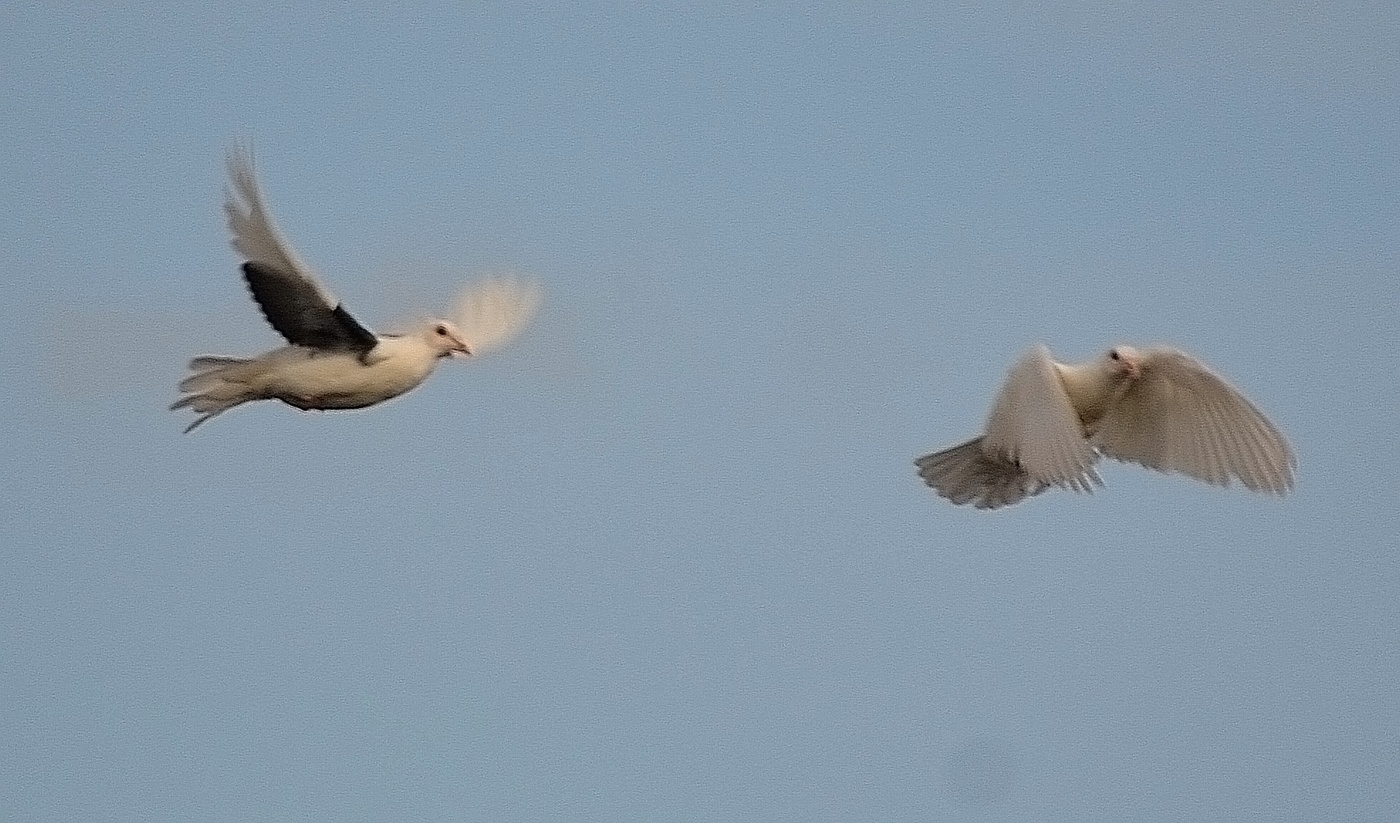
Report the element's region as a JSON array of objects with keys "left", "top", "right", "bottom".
[
  {"left": 365, "top": 335, "right": 442, "bottom": 370},
  {"left": 1055, "top": 360, "right": 1131, "bottom": 433}
]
